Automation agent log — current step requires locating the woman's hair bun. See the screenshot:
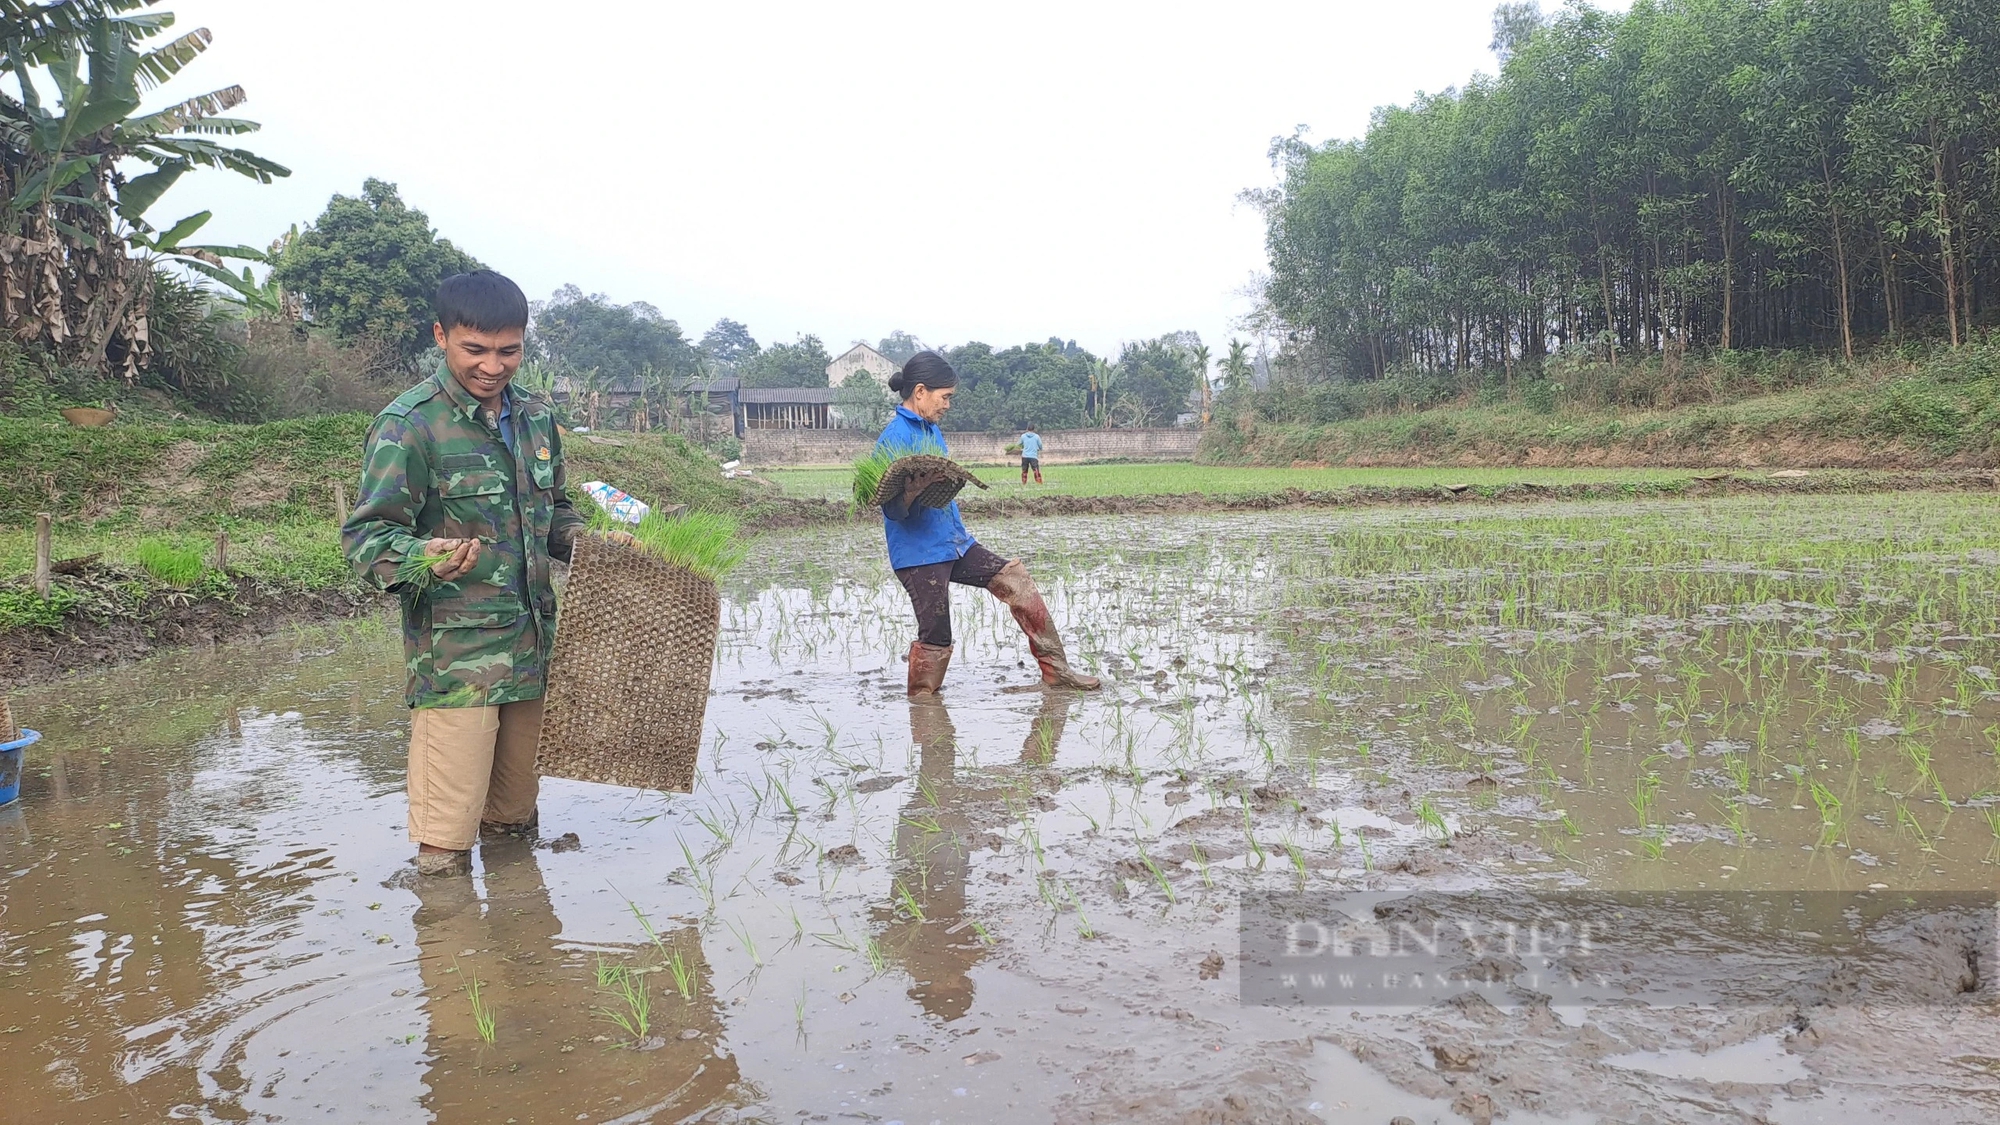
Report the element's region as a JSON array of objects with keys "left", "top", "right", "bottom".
[{"left": 894, "top": 351, "right": 958, "bottom": 399}]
